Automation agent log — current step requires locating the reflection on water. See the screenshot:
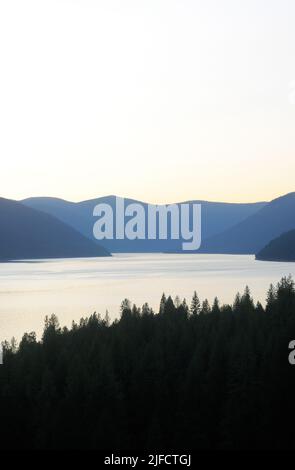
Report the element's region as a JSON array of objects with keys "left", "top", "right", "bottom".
[{"left": 0, "top": 253, "right": 295, "bottom": 342}]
